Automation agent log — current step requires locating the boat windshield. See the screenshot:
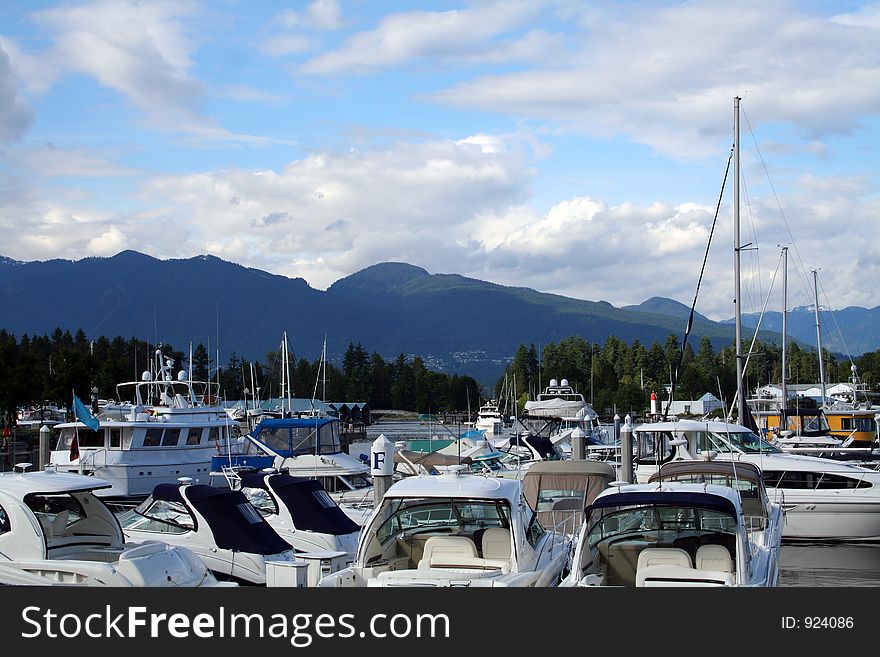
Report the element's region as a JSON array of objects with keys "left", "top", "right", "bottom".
[
  {"left": 373, "top": 497, "right": 511, "bottom": 545},
  {"left": 701, "top": 430, "right": 782, "bottom": 454},
  {"left": 119, "top": 499, "right": 194, "bottom": 534},
  {"left": 586, "top": 503, "right": 737, "bottom": 549},
  {"left": 340, "top": 473, "right": 372, "bottom": 490}
]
